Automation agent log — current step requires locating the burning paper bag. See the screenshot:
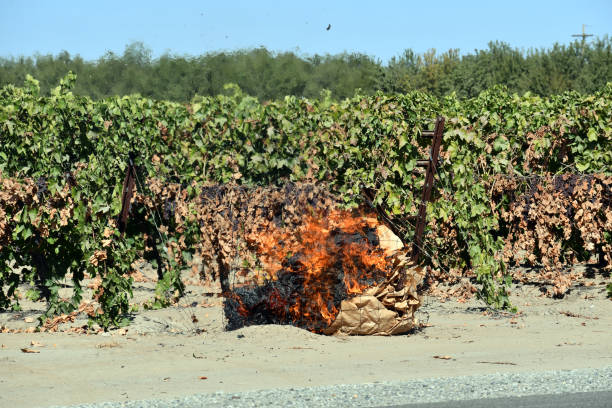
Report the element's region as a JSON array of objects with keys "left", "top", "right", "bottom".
[{"left": 324, "top": 260, "right": 424, "bottom": 336}]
